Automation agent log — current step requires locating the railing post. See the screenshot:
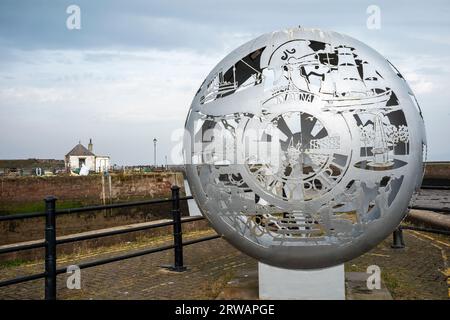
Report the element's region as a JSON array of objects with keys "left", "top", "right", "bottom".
[
  {"left": 44, "top": 196, "right": 57, "bottom": 300},
  {"left": 391, "top": 226, "right": 405, "bottom": 249},
  {"left": 171, "top": 185, "right": 186, "bottom": 272}
]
